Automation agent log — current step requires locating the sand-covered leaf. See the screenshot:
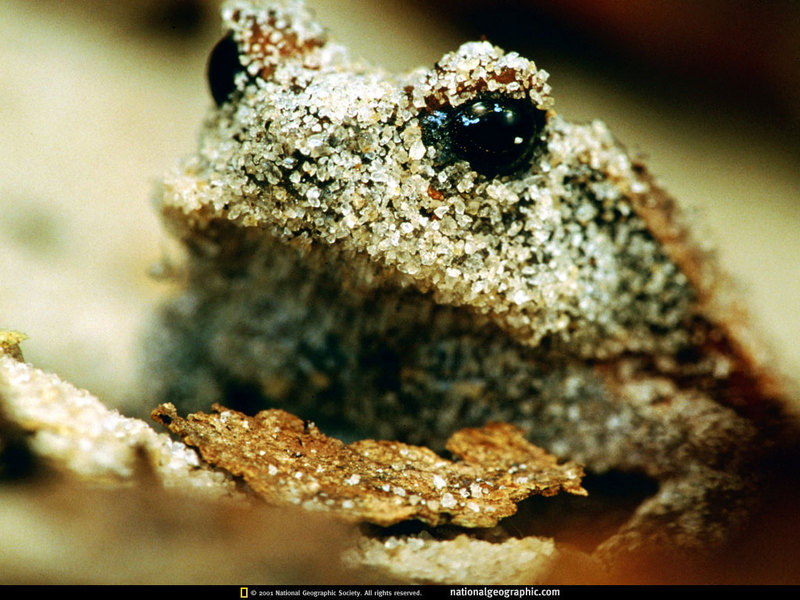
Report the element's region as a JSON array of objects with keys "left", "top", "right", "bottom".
[{"left": 152, "top": 403, "right": 585, "bottom": 528}]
